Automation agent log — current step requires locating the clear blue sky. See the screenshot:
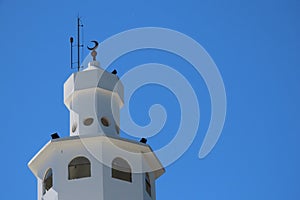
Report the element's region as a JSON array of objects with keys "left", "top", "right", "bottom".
[{"left": 1, "top": 0, "right": 299, "bottom": 199}]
